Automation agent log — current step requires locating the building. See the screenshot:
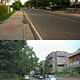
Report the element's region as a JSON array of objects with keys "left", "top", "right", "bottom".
[
  {"left": 0, "top": 0, "right": 6, "bottom": 5},
  {"left": 68, "top": 49, "right": 80, "bottom": 74},
  {"left": 46, "top": 51, "right": 69, "bottom": 73},
  {"left": 70, "top": 0, "right": 80, "bottom": 5}
]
